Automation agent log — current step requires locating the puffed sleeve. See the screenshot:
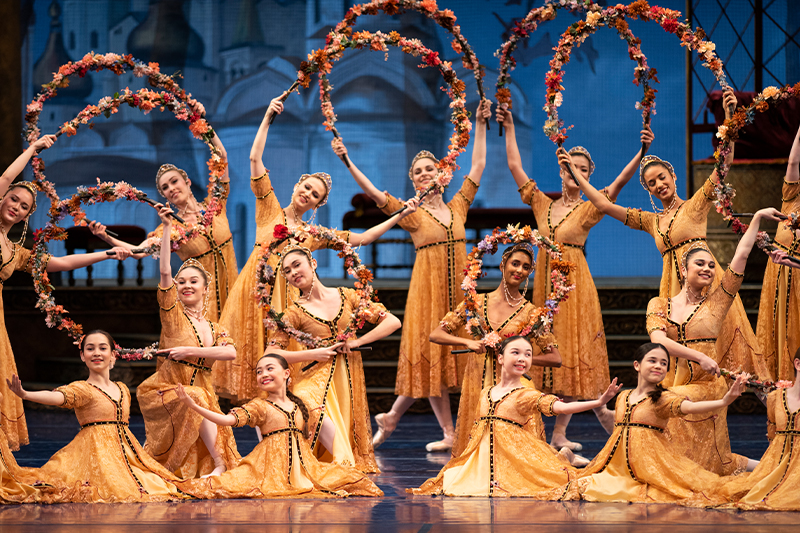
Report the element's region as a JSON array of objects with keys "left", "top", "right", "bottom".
[
  {"left": 157, "top": 282, "right": 179, "bottom": 312},
  {"left": 448, "top": 176, "right": 479, "bottom": 221},
  {"left": 230, "top": 398, "right": 271, "bottom": 428},
  {"left": 516, "top": 388, "right": 560, "bottom": 418},
  {"left": 782, "top": 178, "right": 800, "bottom": 209},
  {"left": 15, "top": 244, "right": 50, "bottom": 274},
  {"left": 344, "top": 289, "right": 387, "bottom": 325},
  {"left": 652, "top": 390, "right": 689, "bottom": 419},
  {"left": 684, "top": 176, "right": 716, "bottom": 217},
  {"left": 54, "top": 381, "right": 94, "bottom": 410},
  {"left": 213, "top": 322, "right": 235, "bottom": 348},
  {"left": 439, "top": 301, "right": 467, "bottom": 334},
  {"left": 534, "top": 332, "right": 558, "bottom": 353},
  {"left": 716, "top": 266, "right": 744, "bottom": 302},
  {"left": 267, "top": 306, "right": 302, "bottom": 349},
  {"left": 766, "top": 390, "right": 779, "bottom": 441},
  {"left": 518, "top": 180, "right": 551, "bottom": 222},
  {"left": 624, "top": 207, "right": 657, "bottom": 237},
  {"left": 579, "top": 192, "right": 607, "bottom": 229},
  {"left": 645, "top": 298, "right": 669, "bottom": 334},
  {"left": 333, "top": 229, "right": 352, "bottom": 245},
  {"left": 378, "top": 191, "right": 421, "bottom": 232}
]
